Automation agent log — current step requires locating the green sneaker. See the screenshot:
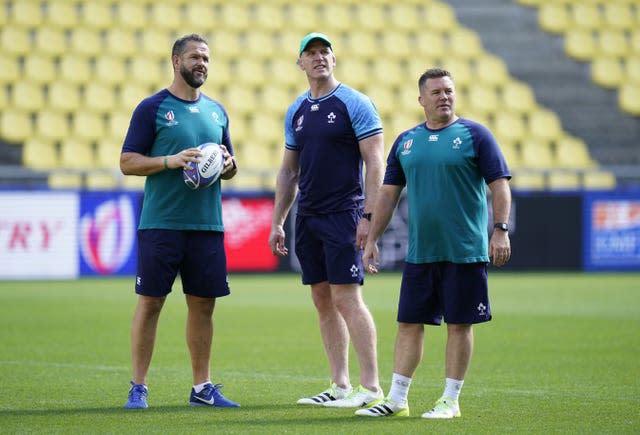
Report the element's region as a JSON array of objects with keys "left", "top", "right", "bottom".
[
  {"left": 296, "top": 382, "right": 352, "bottom": 405},
  {"left": 421, "top": 397, "right": 461, "bottom": 419},
  {"left": 323, "top": 385, "right": 383, "bottom": 408},
  {"left": 354, "top": 397, "right": 409, "bottom": 417}
]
